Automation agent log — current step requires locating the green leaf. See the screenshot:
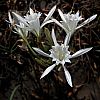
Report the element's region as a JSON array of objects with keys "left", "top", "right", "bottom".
[
  {"left": 44, "top": 28, "right": 53, "bottom": 46},
  {"left": 35, "top": 57, "right": 51, "bottom": 67},
  {"left": 9, "top": 85, "right": 20, "bottom": 100}
]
